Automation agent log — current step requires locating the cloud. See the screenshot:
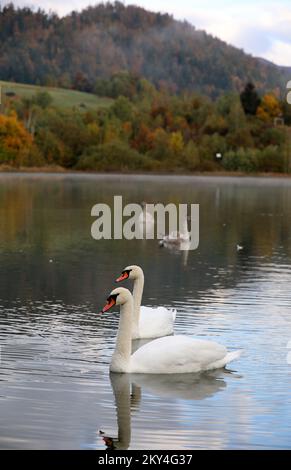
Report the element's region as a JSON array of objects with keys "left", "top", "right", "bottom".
[
  {"left": 177, "top": 1, "right": 291, "bottom": 66},
  {"left": 265, "top": 40, "right": 291, "bottom": 67},
  {"left": 131, "top": 0, "right": 291, "bottom": 66}
]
